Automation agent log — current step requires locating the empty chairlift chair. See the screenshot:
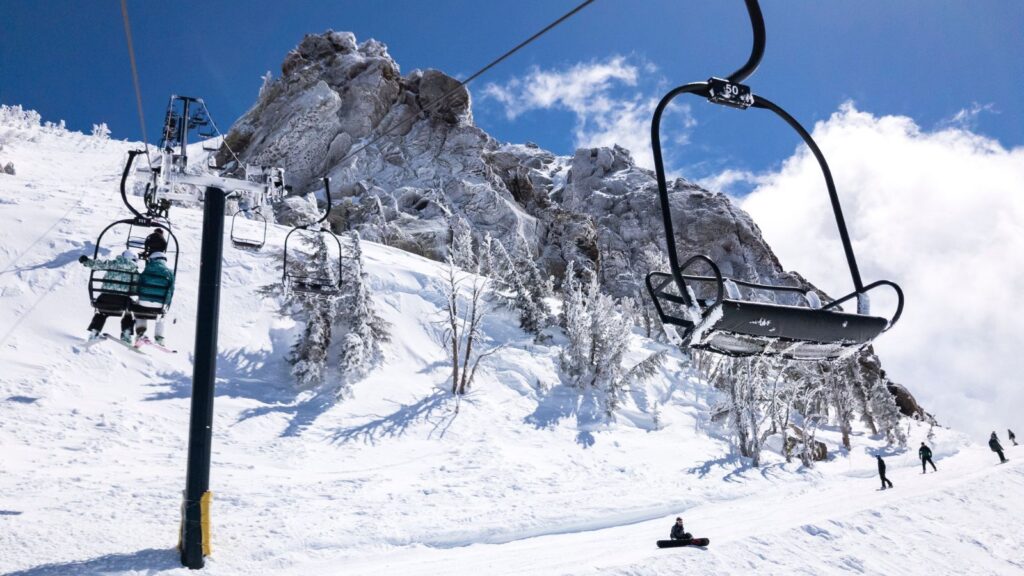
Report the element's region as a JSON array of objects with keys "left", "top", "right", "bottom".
[
  {"left": 645, "top": 0, "right": 904, "bottom": 361},
  {"left": 230, "top": 207, "right": 268, "bottom": 250},
  {"left": 282, "top": 177, "right": 344, "bottom": 296}
]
